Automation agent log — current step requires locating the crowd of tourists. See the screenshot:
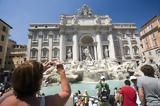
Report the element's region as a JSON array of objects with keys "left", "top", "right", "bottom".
[
  {"left": 73, "top": 64, "right": 160, "bottom": 106},
  {"left": 0, "top": 59, "right": 160, "bottom": 106},
  {"left": 113, "top": 64, "right": 160, "bottom": 106}
]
